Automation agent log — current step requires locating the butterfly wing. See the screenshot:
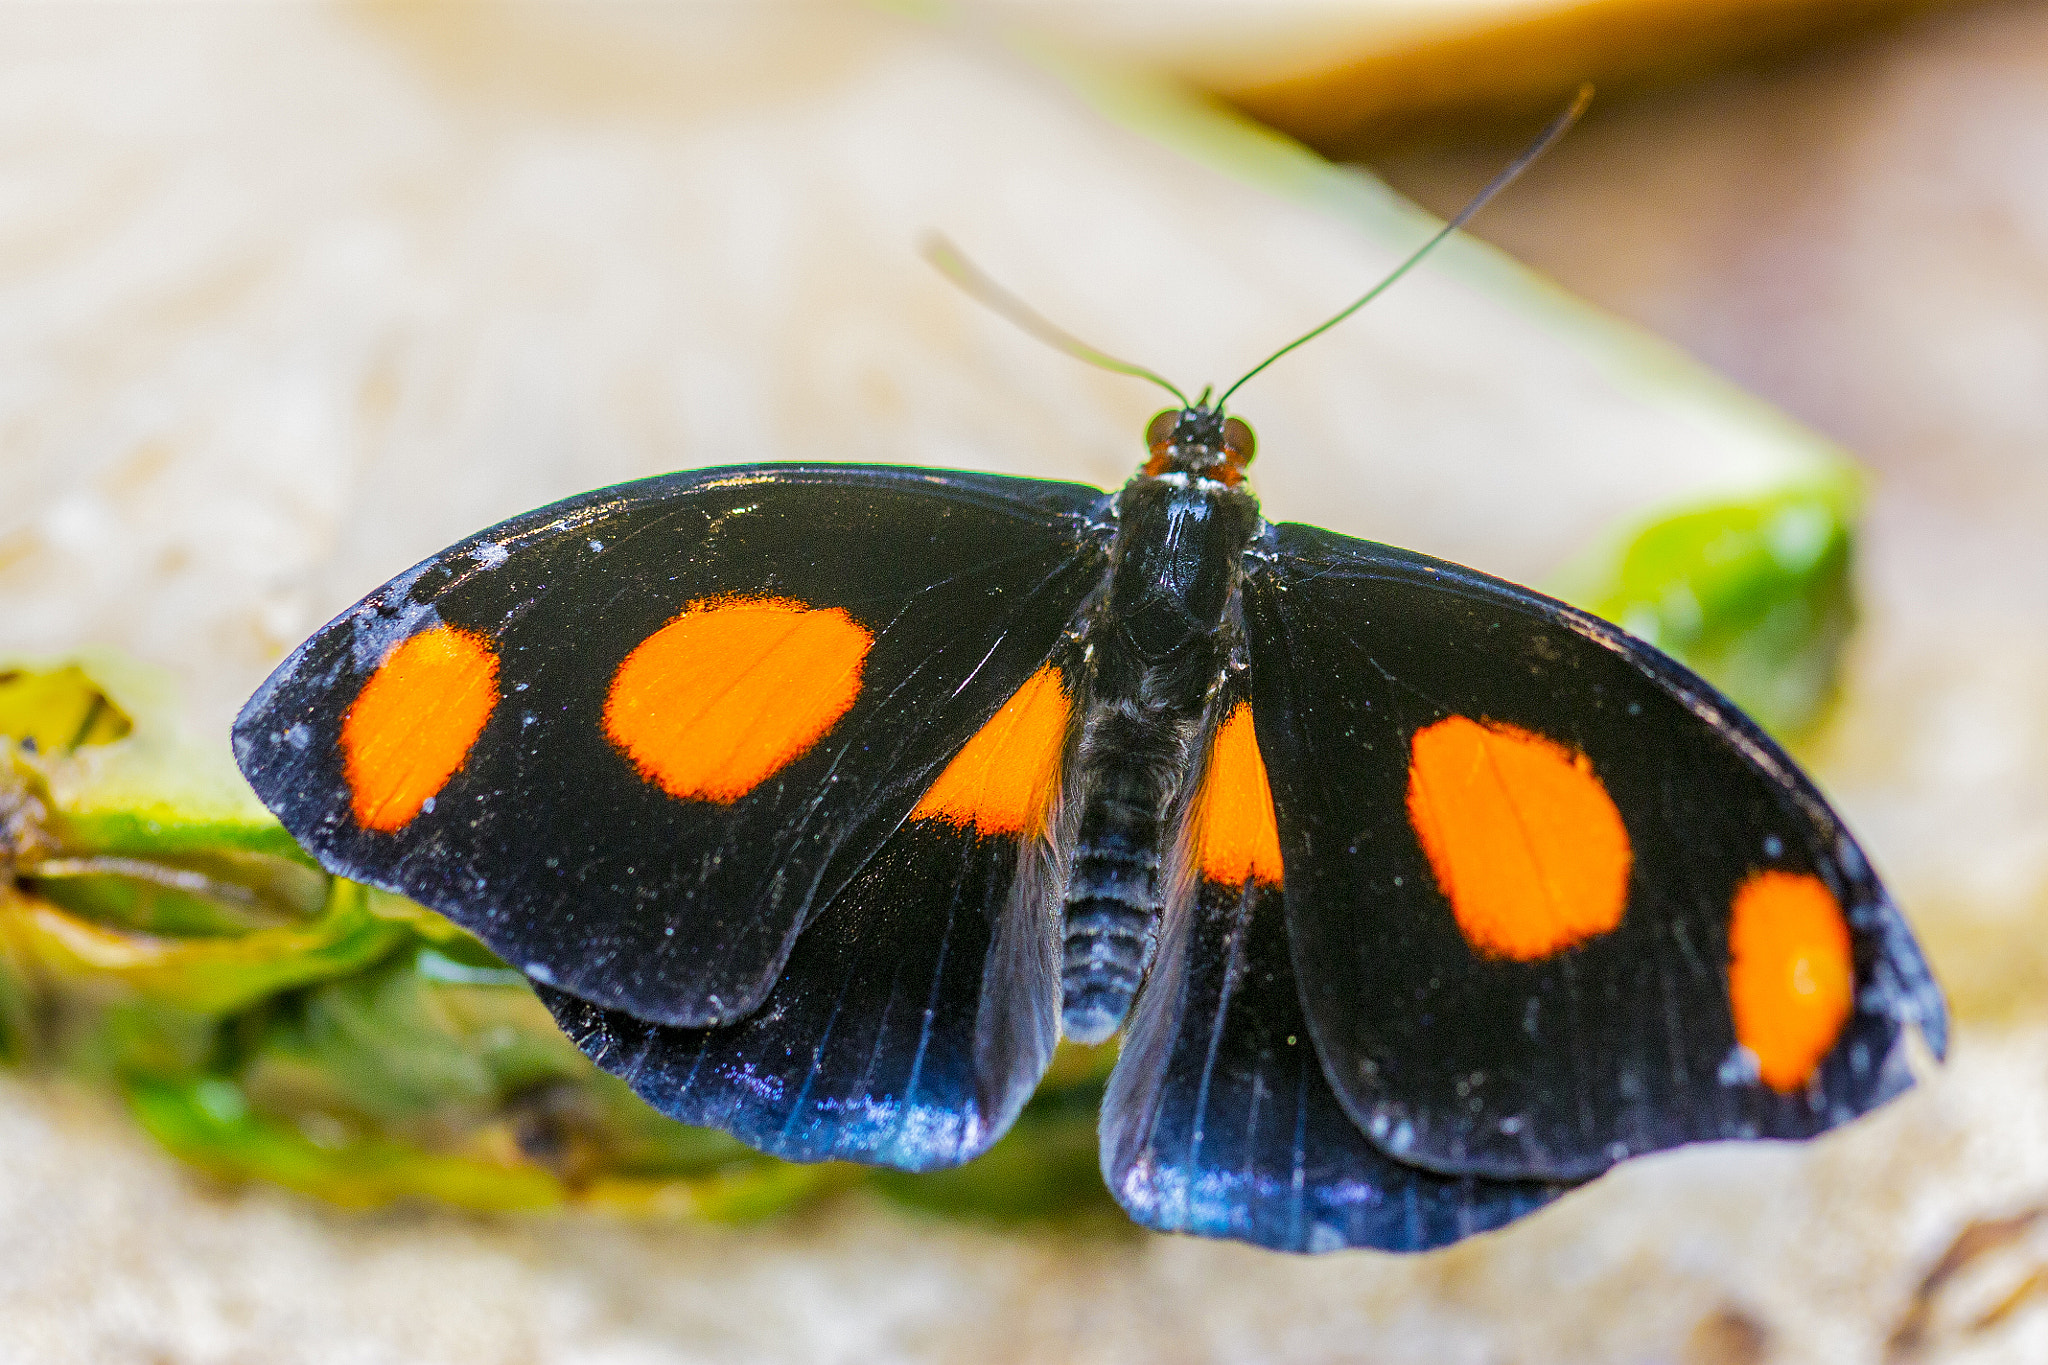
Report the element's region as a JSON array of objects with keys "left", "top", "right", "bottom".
[
  {"left": 1101, "top": 681, "right": 1573, "bottom": 1252},
  {"left": 540, "top": 651, "right": 1081, "bottom": 1170},
  {"left": 1238, "top": 523, "right": 1946, "bottom": 1183},
  {"left": 235, "top": 465, "right": 1111, "bottom": 1030}
]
